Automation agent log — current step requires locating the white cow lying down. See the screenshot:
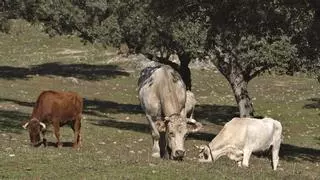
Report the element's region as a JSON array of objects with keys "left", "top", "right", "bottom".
[{"left": 198, "top": 117, "right": 282, "bottom": 170}]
